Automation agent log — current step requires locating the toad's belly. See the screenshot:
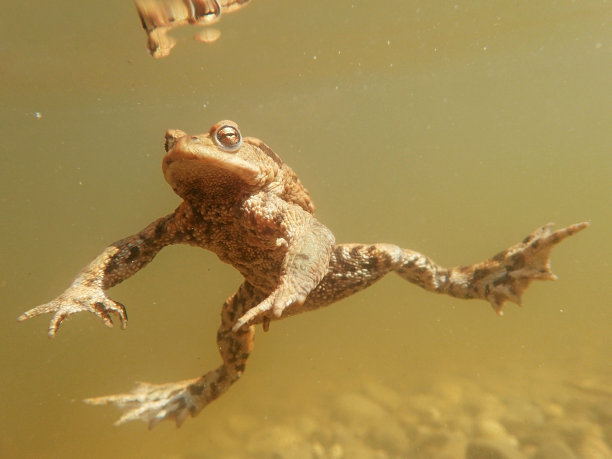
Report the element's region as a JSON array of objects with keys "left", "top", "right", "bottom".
[{"left": 212, "top": 240, "right": 286, "bottom": 293}]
